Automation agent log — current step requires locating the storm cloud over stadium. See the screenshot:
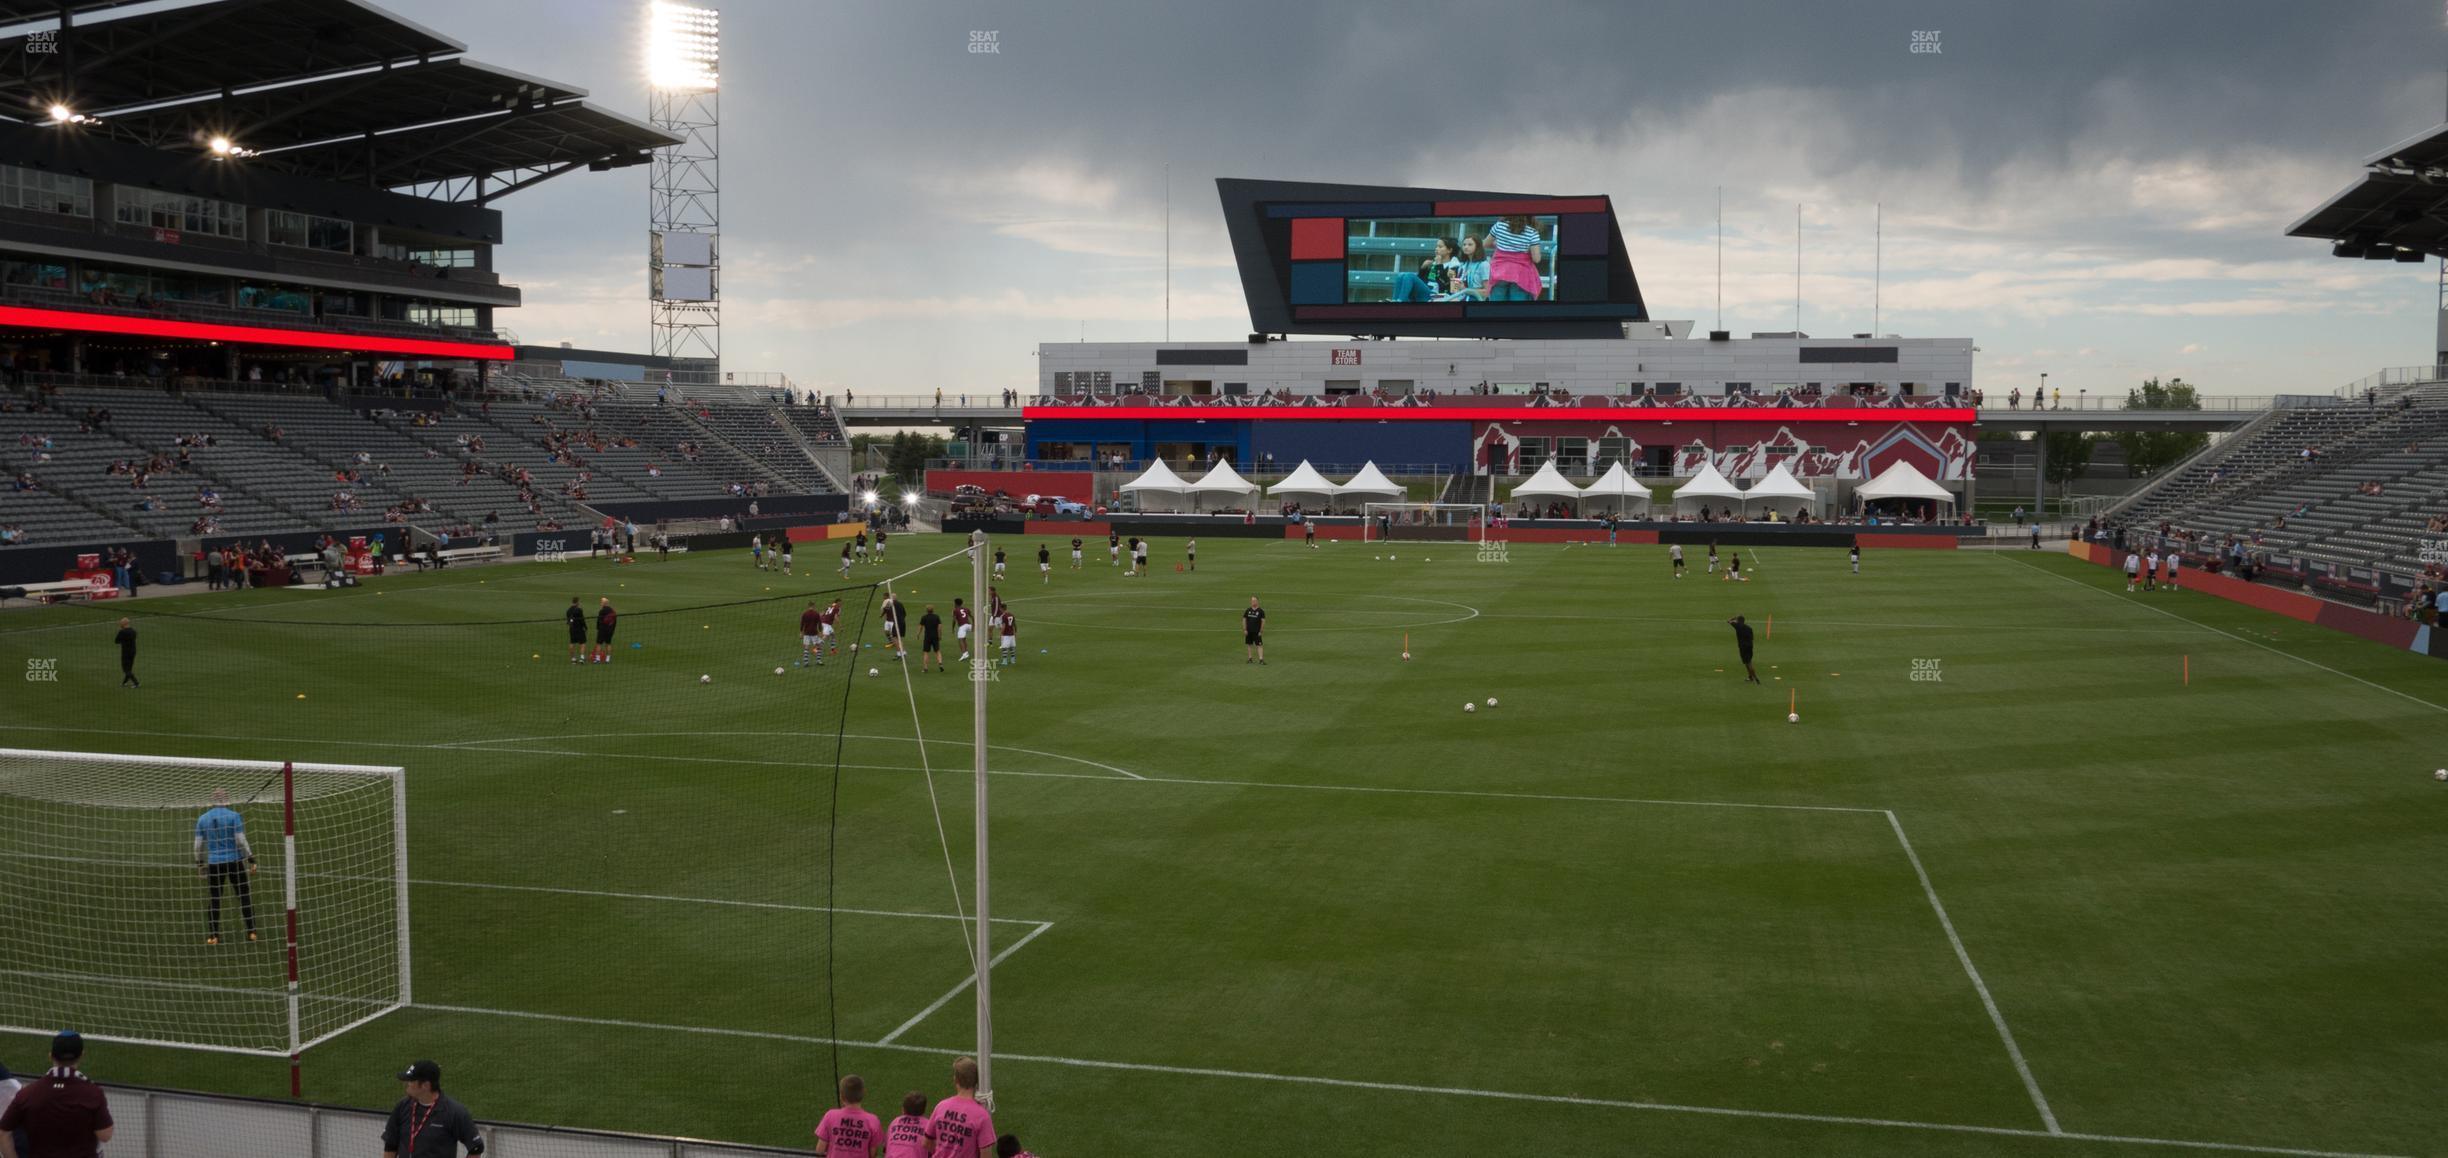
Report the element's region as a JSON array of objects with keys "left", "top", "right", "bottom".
[{"left": 404, "top": 0, "right": 2446, "bottom": 395}]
